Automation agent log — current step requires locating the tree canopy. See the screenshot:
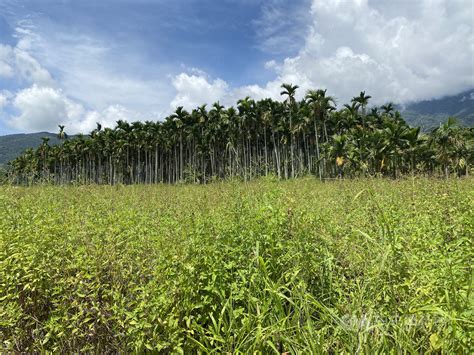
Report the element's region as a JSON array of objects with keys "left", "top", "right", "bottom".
[{"left": 6, "top": 85, "right": 473, "bottom": 184}]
